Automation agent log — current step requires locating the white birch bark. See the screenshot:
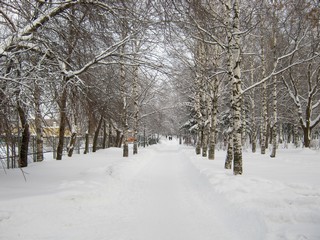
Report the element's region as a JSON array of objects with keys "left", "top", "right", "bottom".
[
  {"left": 270, "top": 1, "right": 278, "bottom": 158},
  {"left": 249, "top": 59, "right": 257, "bottom": 153},
  {"left": 228, "top": 0, "right": 243, "bottom": 174},
  {"left": 270, "top": 75, "right": 278, "bottom": 157},
  {"left": 241, "top": 98, "right": 247, "bottom": 147},
  {"left": 194, "top": 41, "right": 204, "bottom": 155},
  {"left": 133, "top": 61, "right": 139, "bottom": 155},
  {"left": 120, "top": 53, "right": 129, "bottom": 157},
  {"left": 260, "top": 39, "right": 268, "bottom": 155},
  {"left": 34, "top": 79, "right": 43, "bottom": 162},
  {"left": 225, "top": 129, "right": 233, "bottom": 169},
  {"left": 208, "top": 77, "right": 218, "bottom": 160},
  {"left": 224, "top": 0, "right": 233, "bottom": 169}
]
